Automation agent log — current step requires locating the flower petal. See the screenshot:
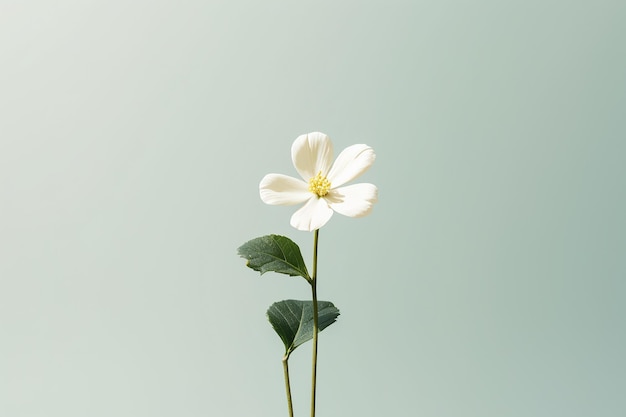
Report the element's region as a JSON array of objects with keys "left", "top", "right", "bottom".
[
  {"left": 260, "top": 174, "right": 310, "bottom": 205},
  {"left": 327, "top": 144, "right": 375, "bottom": 188},
  {"left": 290, "top": 196, "right": 334, "bottom": 231},
  {"left": 326, "top": 183, "right": 378, "bottom": 218},
  {"left": 291, "top": 132, "right": 334, "bottom": 181}
]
